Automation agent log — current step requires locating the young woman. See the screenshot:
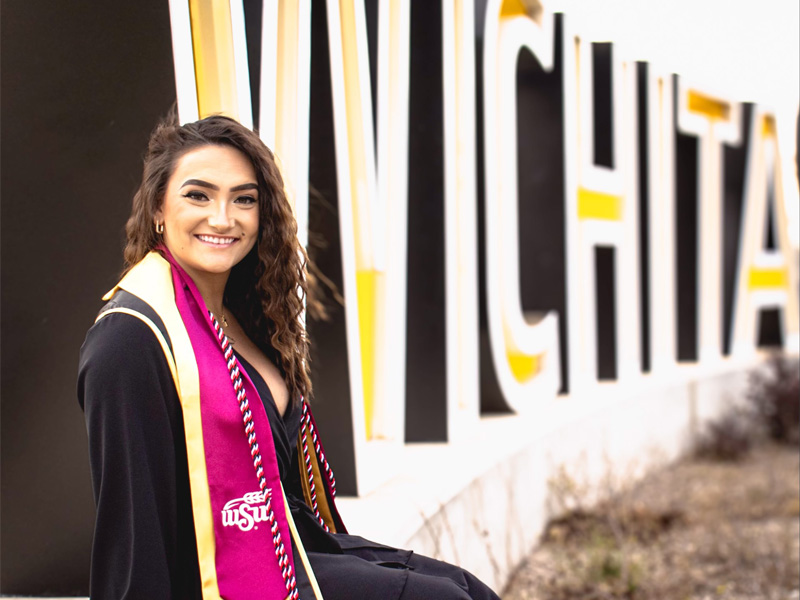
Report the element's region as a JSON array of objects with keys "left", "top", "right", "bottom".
[{"left": 78, "top": 115, "right": 500, "bottom": 600}]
